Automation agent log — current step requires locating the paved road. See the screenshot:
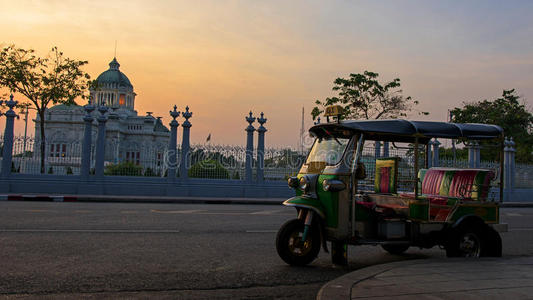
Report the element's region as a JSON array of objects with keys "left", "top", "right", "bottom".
[{"left": 0, "top": 202, "right": 532, "bottom": 299}]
